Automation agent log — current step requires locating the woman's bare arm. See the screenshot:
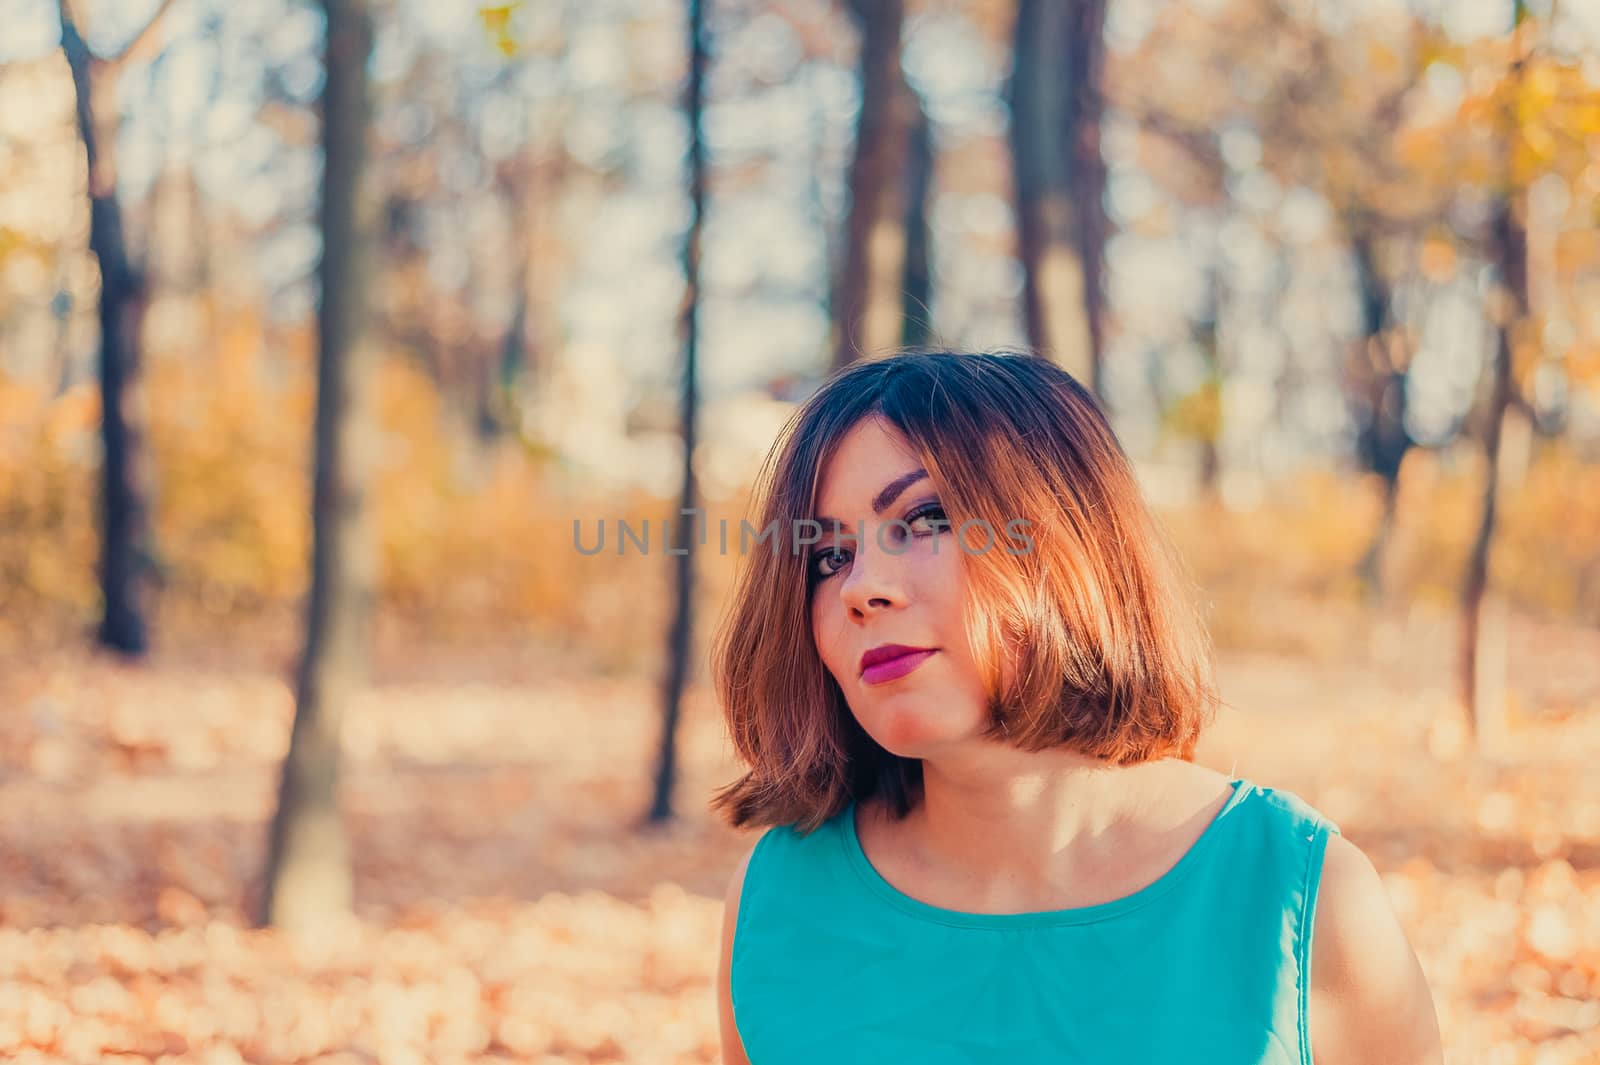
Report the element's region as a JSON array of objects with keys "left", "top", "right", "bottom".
[
  {"left": 717, "top": 844, "right": 757, "bottom": 1065},
  {"left": 1309, "top": 833, "right": 1444, "bottom": 1065}
]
